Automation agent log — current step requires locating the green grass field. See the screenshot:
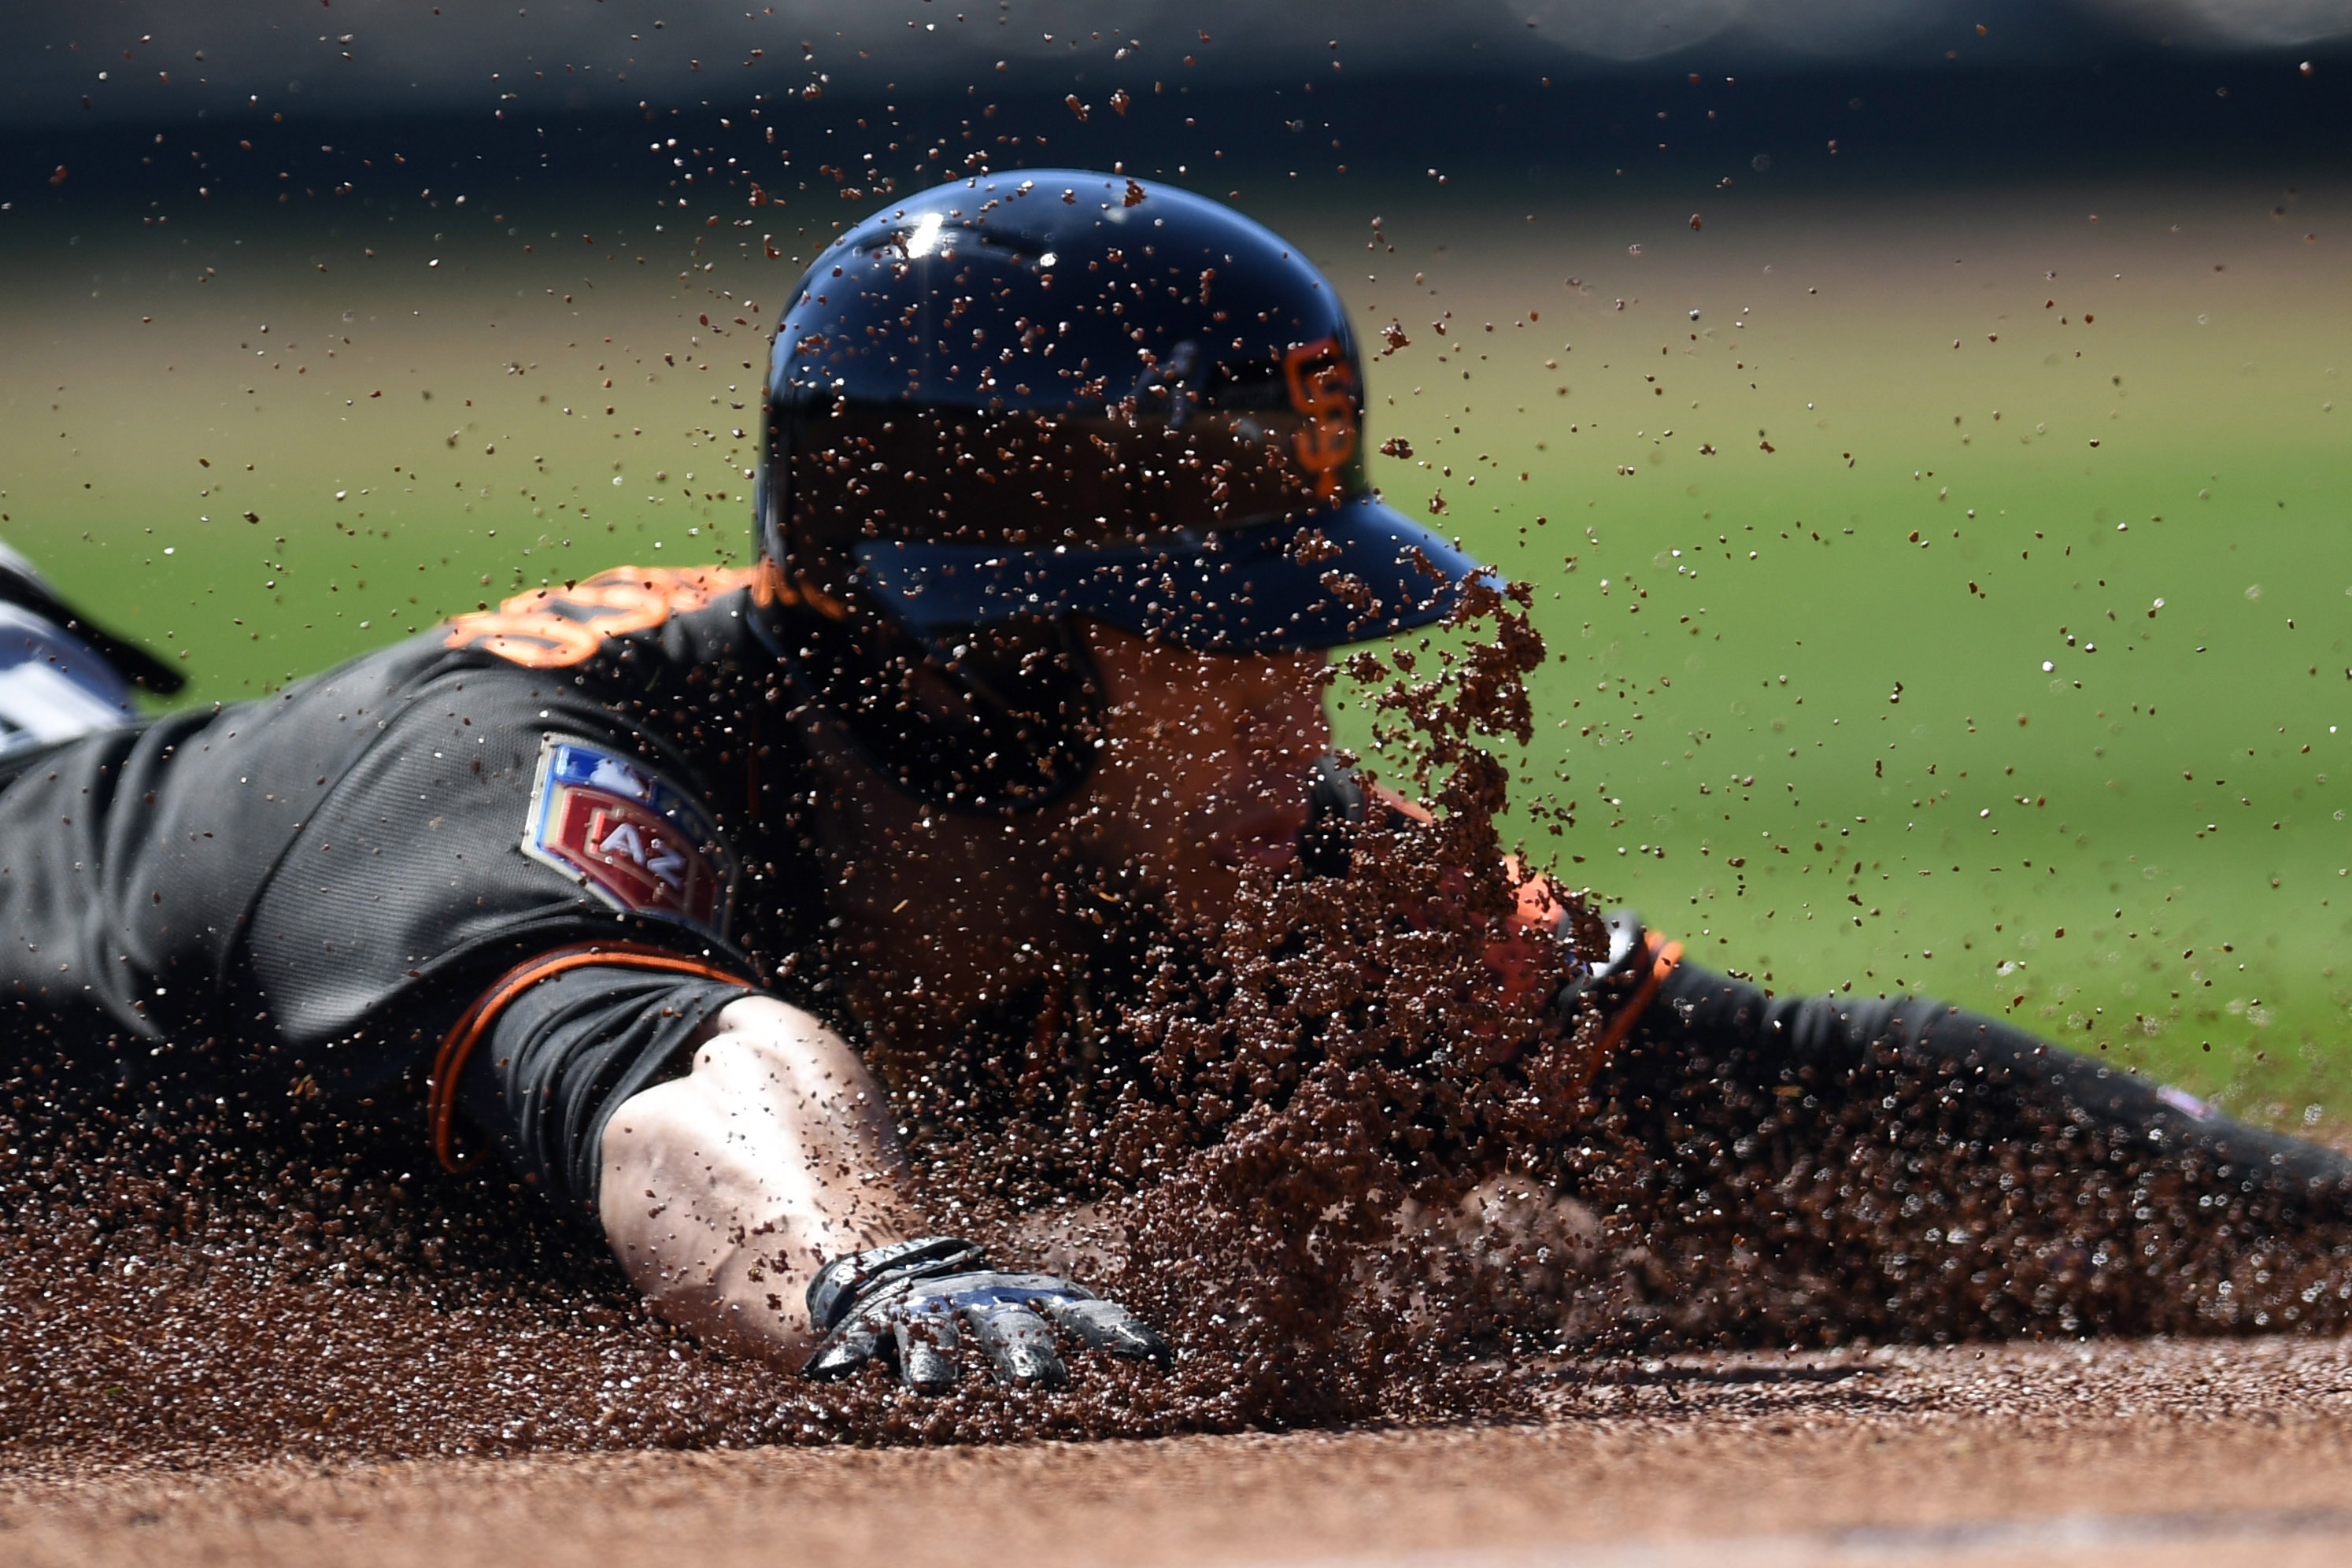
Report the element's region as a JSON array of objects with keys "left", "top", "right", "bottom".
[{"left": 4, "top": 172, "right": 2349, "bottom": 1124}]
